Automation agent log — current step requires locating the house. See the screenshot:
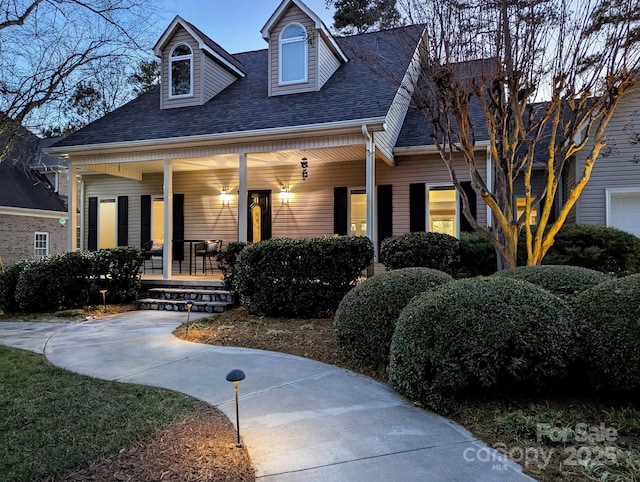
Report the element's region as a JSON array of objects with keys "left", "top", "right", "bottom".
[
  {"left": 0, "top": 127, "right": 68, "bottom": 266},
  {"left": 565, "top": 87, "right": 640, "bottom": 237},
  {"left": 44, "top": 0, "right": 502, "bottom": 280}
]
